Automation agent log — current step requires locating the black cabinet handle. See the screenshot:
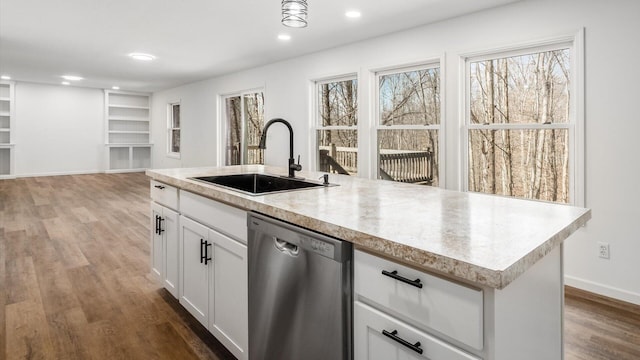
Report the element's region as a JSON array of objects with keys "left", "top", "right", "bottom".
[
  {"left": 158, "top": 217, "right": 165, "bottom": 233},
  {"left": 204, "top": 241, "right": 212, "bottom": 265},
  {"left": 200, "top": 239, "right": 212, "bottom": 265},
  {"left": 382, "top": 329, "right": 423, "bottom": 354},
  {"left": 154, "top": 185, "right": 165, "bottom": 189},
  {"left": 381, "top": 270, "right": 423, "bottom": 288},
  {"left": 200, "top": 239, "right": 205, "bottom": 264},
  {"left": 154, "top": 215, "right": 160, "bottom": 235}
]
